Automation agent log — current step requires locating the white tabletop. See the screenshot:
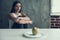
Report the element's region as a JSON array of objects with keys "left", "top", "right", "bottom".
[{"left": 0, "top": 29, "right": 60, "bottom": 40}]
